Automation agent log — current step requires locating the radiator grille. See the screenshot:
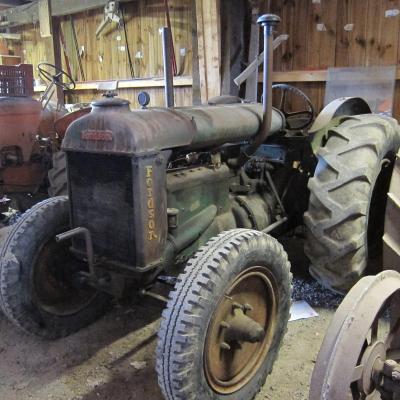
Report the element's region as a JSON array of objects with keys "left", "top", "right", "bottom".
[{"left": 68, "top": 152, "right": 135, "bottom": 264}]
